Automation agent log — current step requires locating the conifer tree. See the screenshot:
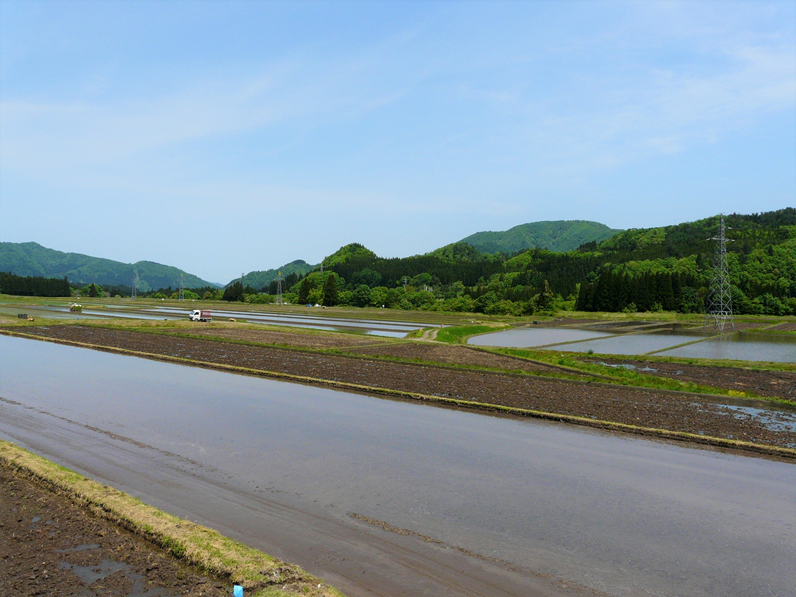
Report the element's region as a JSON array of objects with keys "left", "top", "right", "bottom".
[{"left": 322, "top": 275, "right": 338, "bottom": 306}]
